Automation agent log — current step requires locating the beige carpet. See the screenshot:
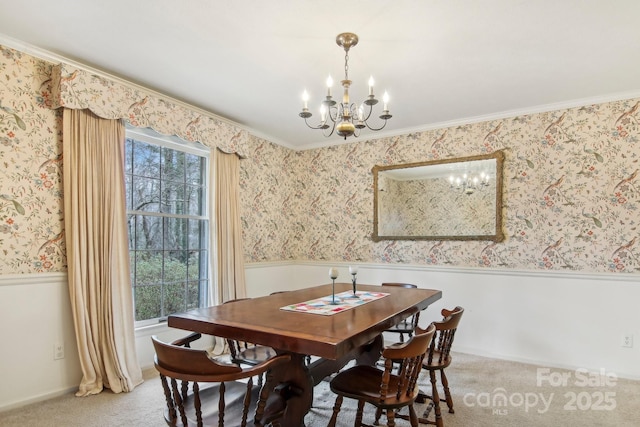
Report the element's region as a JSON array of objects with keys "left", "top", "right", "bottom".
[{"left": 1, "top": 352, "right": 638, "bottom": 426}]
